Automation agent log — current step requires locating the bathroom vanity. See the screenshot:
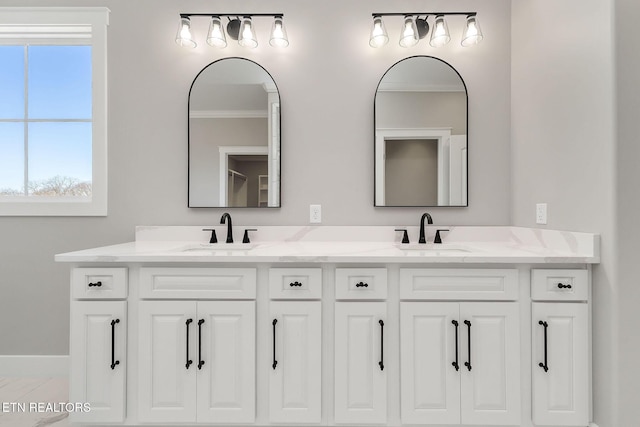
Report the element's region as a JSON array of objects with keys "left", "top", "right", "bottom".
[{"left": 56, "top": 226, "right": 599, "bottom": 427}]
